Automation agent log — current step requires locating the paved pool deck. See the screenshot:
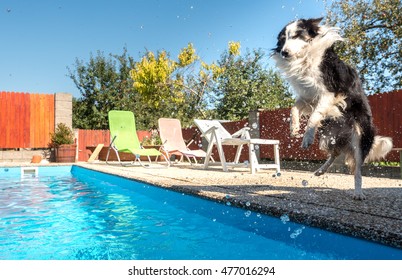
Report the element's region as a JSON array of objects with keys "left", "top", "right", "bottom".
[{"left": 74, "top": 161, "right": 402, "bottom": 250}]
